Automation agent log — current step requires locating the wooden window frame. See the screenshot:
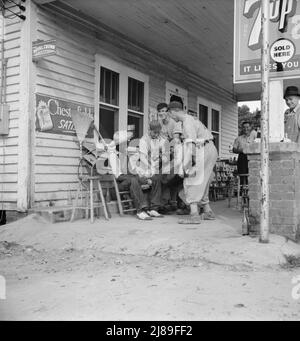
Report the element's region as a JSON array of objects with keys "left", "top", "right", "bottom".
[
  {"left": 197, "top": 96, "right": 222, "bottom": 154},
  {"left": 95, "top": 54, "right": 149, "bottom": 138}
]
